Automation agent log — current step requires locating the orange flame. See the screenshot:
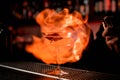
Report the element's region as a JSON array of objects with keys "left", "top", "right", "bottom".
[{"left": 25, "top": 8, "right": 91, "bottom": 64}]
